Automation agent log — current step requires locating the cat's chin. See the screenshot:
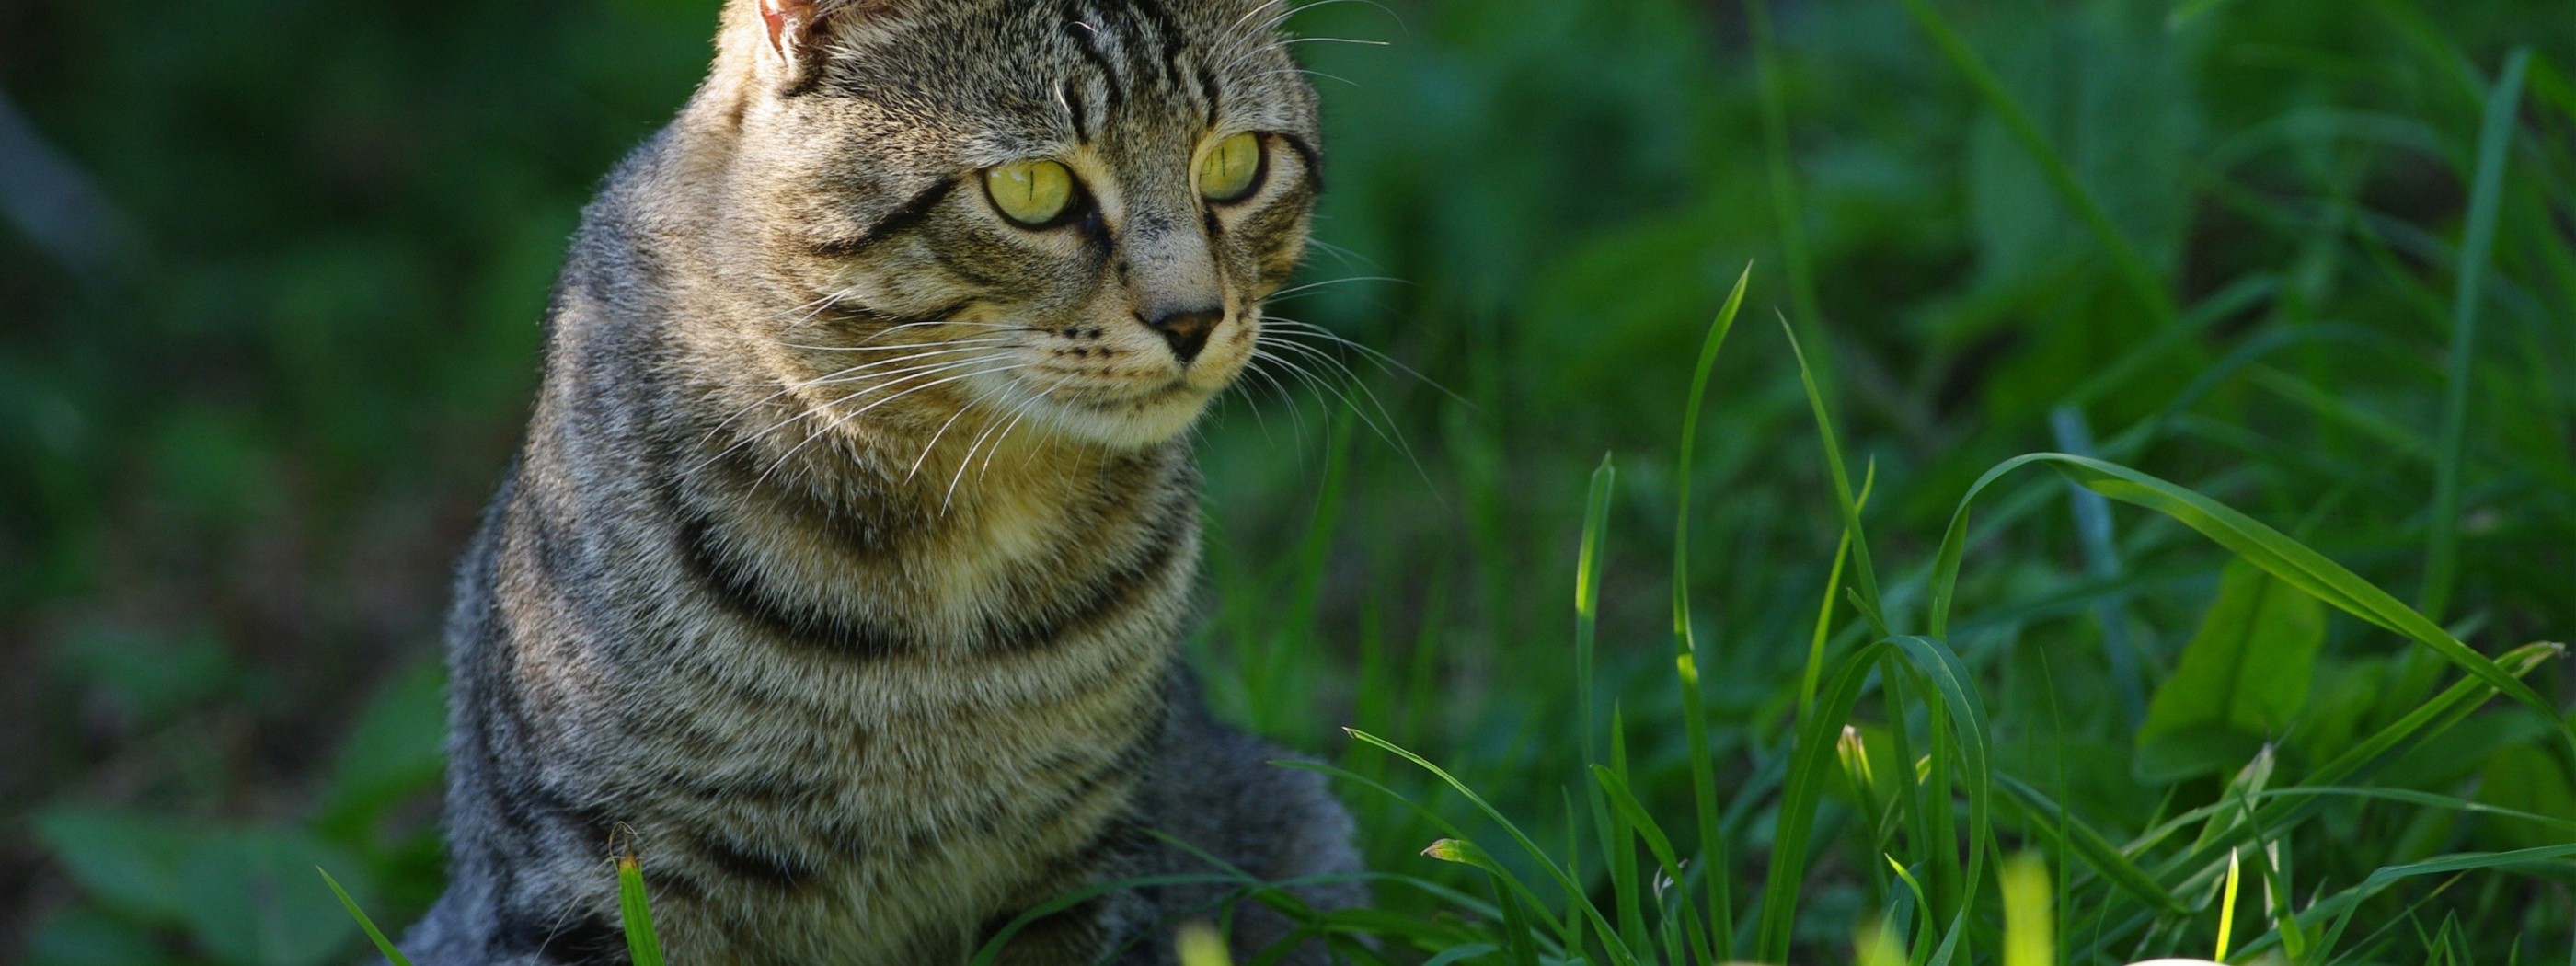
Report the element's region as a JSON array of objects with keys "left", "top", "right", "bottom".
[{"left": 1030, "top": 385, "right": 1215, "bottom": 450}]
